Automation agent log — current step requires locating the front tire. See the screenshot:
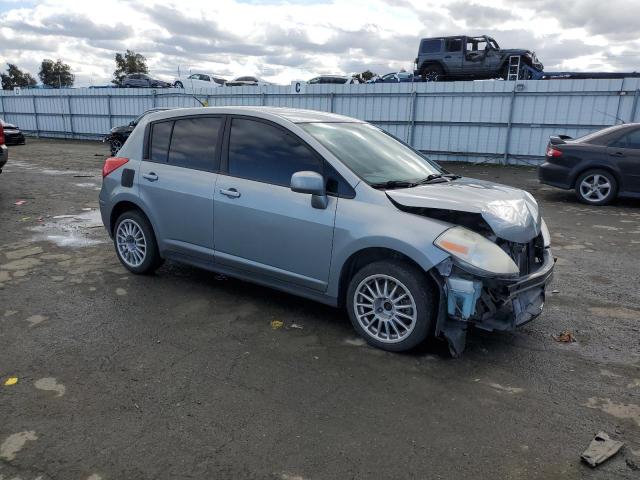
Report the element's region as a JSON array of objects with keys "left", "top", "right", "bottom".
[
  {"left": 109, "top": 137, "right": 123, "bottom": 156},
  {"left": 174, "top": 81, "right": 184, "bottom": 88},
  {"left": 575, "top": 169, "right": 617, "bottom": 205},
  {"left": 346, "top": 260, "right": 436, "bottom": 352},
  {"left": 114, "top": 210, "right": 163, "bottom": 274}
]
